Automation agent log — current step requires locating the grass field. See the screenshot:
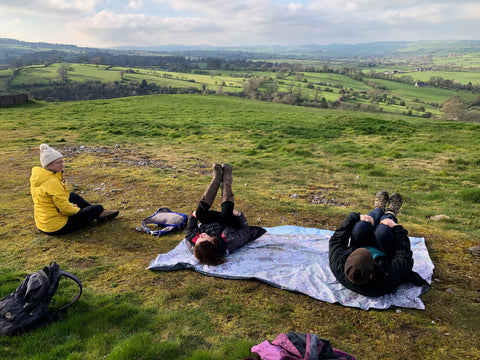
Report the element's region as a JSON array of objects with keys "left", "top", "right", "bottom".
[
  {"left": 0, "top": 94, "right": 479, "bottom": 359},
  {"left": 393, "top": 70, "right": 480, "bottom": 86},
  {"left": 365, "top": 78, "right": 476, "bottom": 107}
]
